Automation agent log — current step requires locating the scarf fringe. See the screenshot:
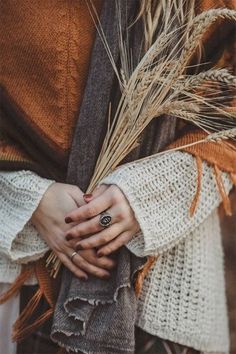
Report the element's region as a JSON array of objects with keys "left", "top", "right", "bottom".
[
  {"left": 188, "top": 158, "right": 234, "bottom": 217},
  {"left": 1, "top": 161, "right": 235, "bottom": 342},
  {"left": 13, "top": 288, "right": 42, "bottom": 328},
  {"left": 12, "top": 308, "right": 54, "bottom": 342},
  {"left": 213, "top": 164, "right": 232, "bottom": 216},
  {"left": 0, "top": 255, "right": 55, "bottom": 343},
  {"left": 0, "top": 266, "right": 33, "bottom": 304},
  {"left": 190, "top": 156, "right": 203, "bottom": 217},
  {"left": 35, "top": 258, "right": 55, "bottom": 308},
  {"left": 135, "top": 159, "right": 236, "bottom": 296},
  {"left": 12, "top": 257, "right": 55, "bottom": 342},
  {"left": 135, "top": 256, "right": 157, "bottom": 296}
]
